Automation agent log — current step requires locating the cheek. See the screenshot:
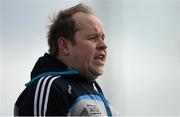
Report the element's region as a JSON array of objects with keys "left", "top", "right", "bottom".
[
  {"left": 80, "top": 48, "right": 95, "bottom": 66},
  {"left": 81, "top": 49, "right": 94, "bottom": 62},
  {"left": 72, "top": 42, "right": 96, "bottom": 64}
]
